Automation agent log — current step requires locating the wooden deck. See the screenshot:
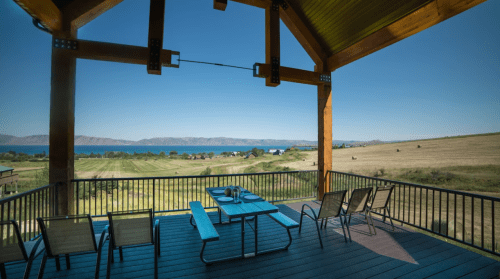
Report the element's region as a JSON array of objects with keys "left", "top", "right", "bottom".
[{"left": 5, "top": 204, "right": 500, "bottom": 279}]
